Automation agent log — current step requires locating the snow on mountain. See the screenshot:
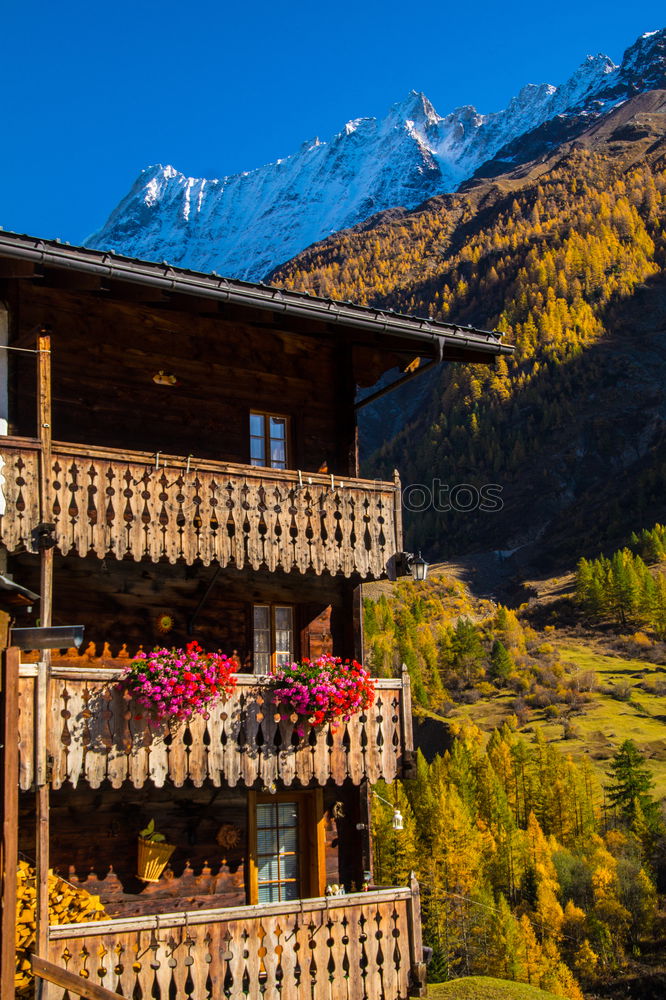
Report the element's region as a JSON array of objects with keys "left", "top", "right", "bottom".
[{"left": 87, "top": 28, "right": 666, "bottom": 281}]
